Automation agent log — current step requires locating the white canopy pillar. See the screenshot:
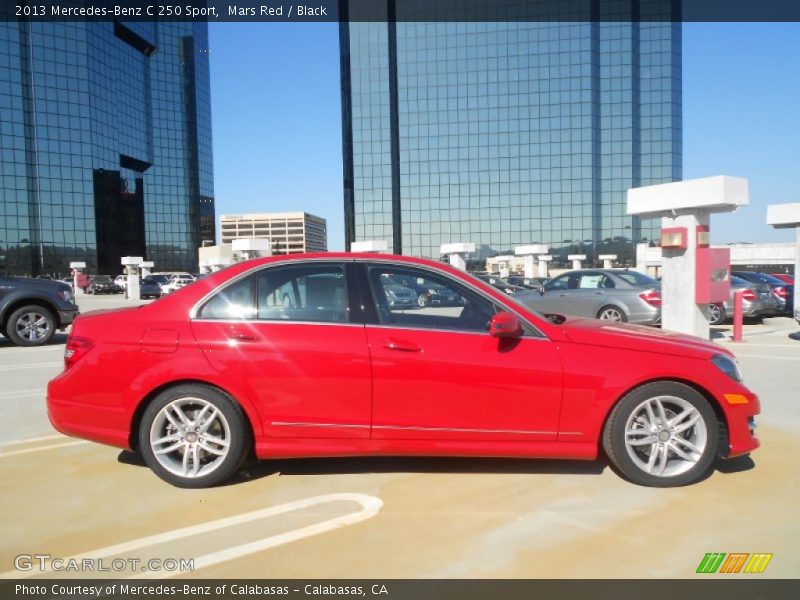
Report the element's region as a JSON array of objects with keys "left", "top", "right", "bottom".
[
  {"left": 121, "top": 256, "right": 144, "bottom": 301},
  {"left": 628, "top": 176, "right": 749, "bottom": 338},
  {"left": 440, "top": 242, "right": 475, "bottom": 271},
  {"left": 351, "top": 240, "right": 389, "bottom": 253},
  {"left": 69, "top": 261, "right": 86, "bottom": 296},
  {"left": 599, "top": 254, "right": 617, "bottom": 269},
  {"left": 514, "top": 245, "right": 548, "bottom": 278},
  {"left": 537, "top": 255, "right": 553, "bottom": 278},
  {"left": 568, "top": 254, "right": 586, "bottom": 270},
  {"left": 767, "top": 203, "right": 800, "bottom": 316},
  {"left": 140, "top": 261, "right": 154, "bottom": 279},
  {"left": 232, "top": 238, "right": 272, "bottom": 261}
]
